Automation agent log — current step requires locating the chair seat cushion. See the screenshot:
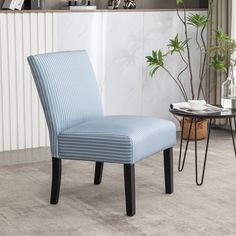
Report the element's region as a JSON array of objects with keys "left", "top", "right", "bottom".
[{"left": 58, "top": 116, "right": 176, "bottom": 164}]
